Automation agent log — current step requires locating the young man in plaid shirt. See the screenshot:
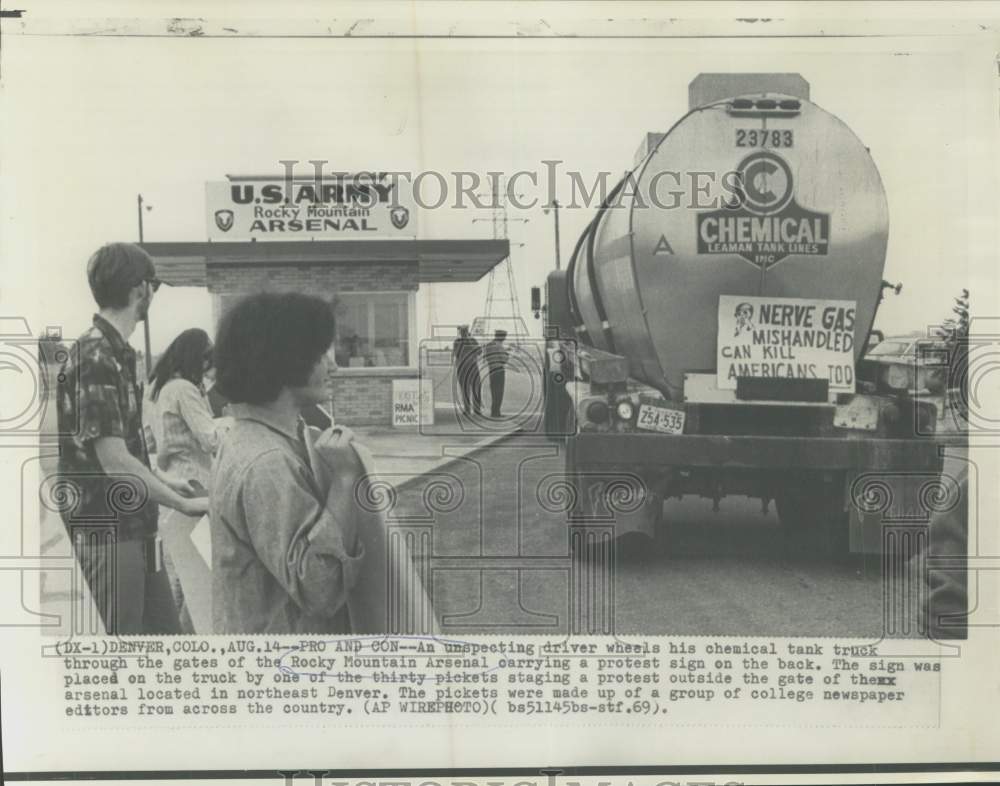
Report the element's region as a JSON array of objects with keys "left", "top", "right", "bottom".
[{"left": 57, "top": 243, "right": 208, "bottom": 634}]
